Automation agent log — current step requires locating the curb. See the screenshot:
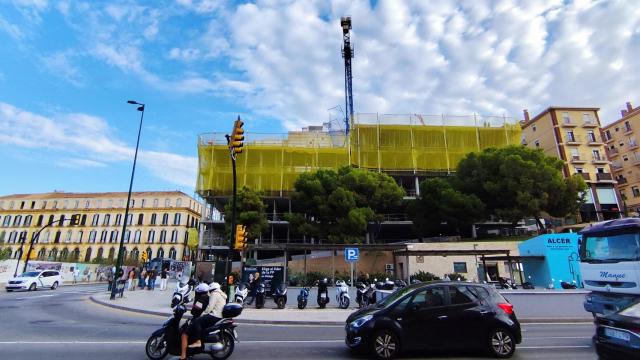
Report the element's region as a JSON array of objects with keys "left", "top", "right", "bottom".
[{"left": 89, "top": 296, "right": 592, "bottom": 325}]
